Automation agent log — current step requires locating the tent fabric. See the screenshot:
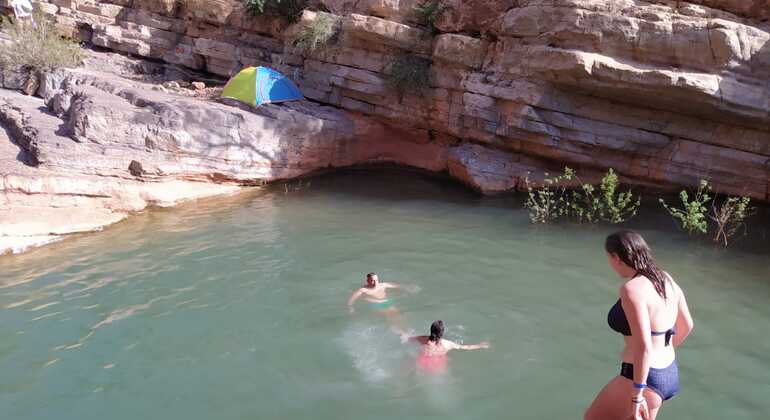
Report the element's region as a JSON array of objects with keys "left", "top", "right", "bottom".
[
  {"left": 222, "top": 67, "right": 258, "bottom": 106},
  {"left": 221, "top": 66, "right": 303, "bottom": 107},
  {"left": 254, "top": 67, "right": 304, "bottom": 105}
]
